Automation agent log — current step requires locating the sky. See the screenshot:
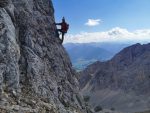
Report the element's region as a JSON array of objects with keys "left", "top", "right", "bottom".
[{"left": 52, "top": 0, "right": 150, "bottom": 44}]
